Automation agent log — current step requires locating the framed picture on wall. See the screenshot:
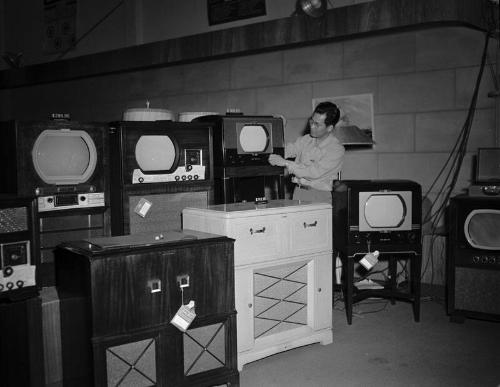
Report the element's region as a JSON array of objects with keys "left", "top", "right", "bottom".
[
  {"left": 207, "top": 0, "right": 266, "bottom": 26},
  {"left": 313, "top": 93, "right": 375, "bottom": 147}
]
